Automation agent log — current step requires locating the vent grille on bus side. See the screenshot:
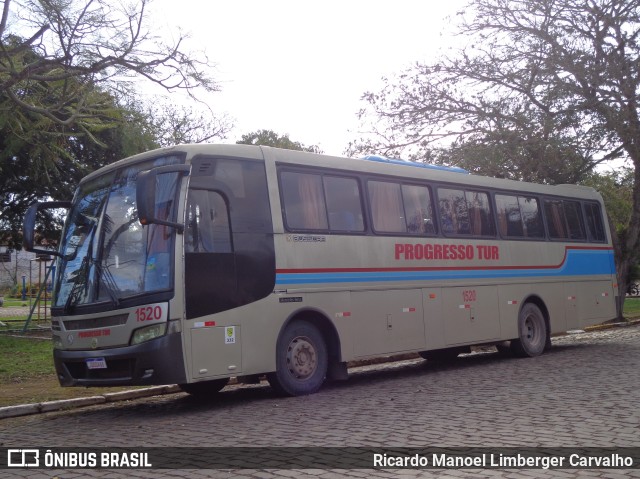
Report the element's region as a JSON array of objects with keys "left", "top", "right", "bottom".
[{"left": 197, "top": 161, "right": 213, "bottom": 174}]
